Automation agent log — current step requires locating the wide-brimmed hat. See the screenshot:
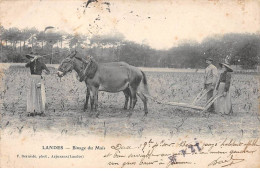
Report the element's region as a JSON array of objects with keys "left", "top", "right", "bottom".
[
  {"left": 25, "top": 52, "right": 35, "bottom": 59},
  {"left": 205, "top": 57, "right": 213, "bottom": 61},
  {"left": 25, "top": 52, "right": 40, "bottom": 59},
  {"left": 219, "top": 61, "right": 233, "bottom": 72},
  {"left": 219, "top": 55, "right": 233, "bottom": 72},
  {"left": 25, "top": 54, "right": 34, "bottom": 59}
]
